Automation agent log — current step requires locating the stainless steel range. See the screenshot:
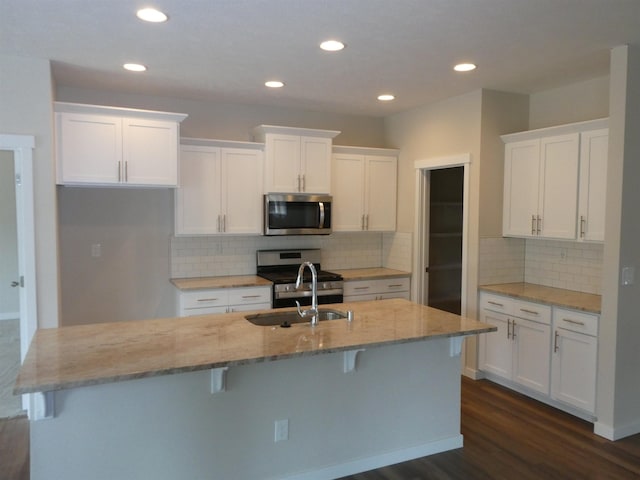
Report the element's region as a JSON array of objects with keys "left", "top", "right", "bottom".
[{"left": 256, "top": 249, "right": 343, "bottom": 308}]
